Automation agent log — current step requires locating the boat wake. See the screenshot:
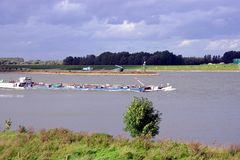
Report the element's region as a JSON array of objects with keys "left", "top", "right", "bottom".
[{"left": 0, "top": 94, "right": 24, "bottom": 98}]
